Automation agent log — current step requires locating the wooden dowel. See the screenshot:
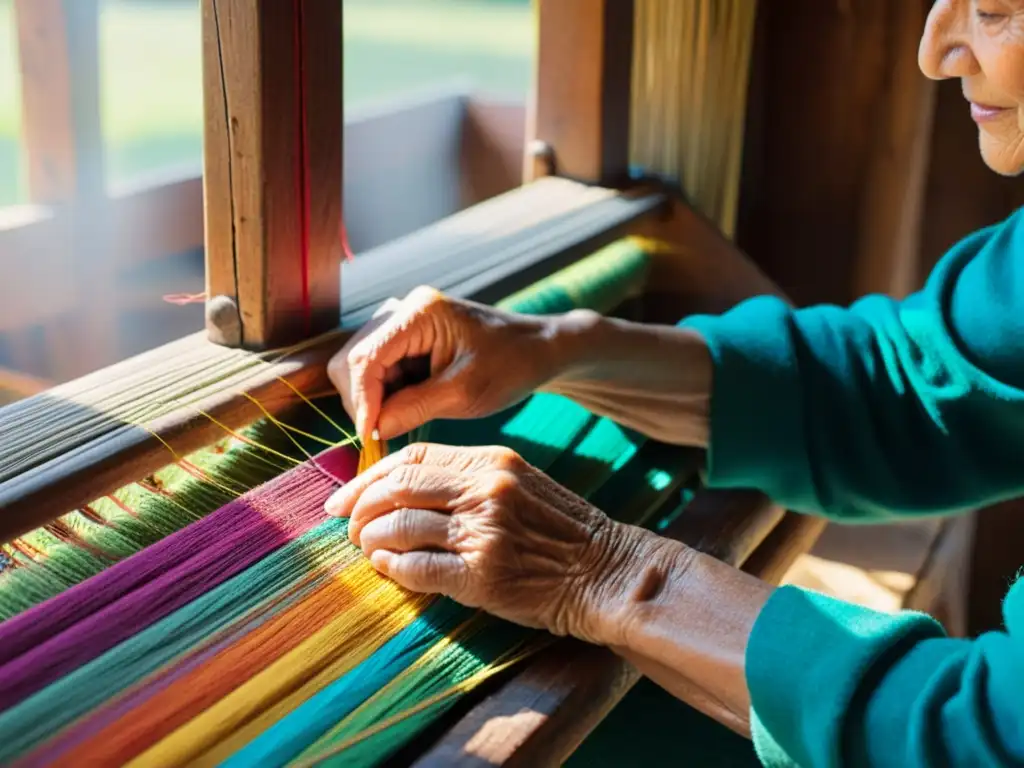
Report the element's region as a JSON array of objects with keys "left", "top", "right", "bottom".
[
  {"left": 0, "top": 180, "right": 664, "bottom": 543},
  {"left": 0, "top": 332, "right": 340, "bottom": 544},
  {"left": 741, "top": 511, "right": 828, "bottom": 585}
]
